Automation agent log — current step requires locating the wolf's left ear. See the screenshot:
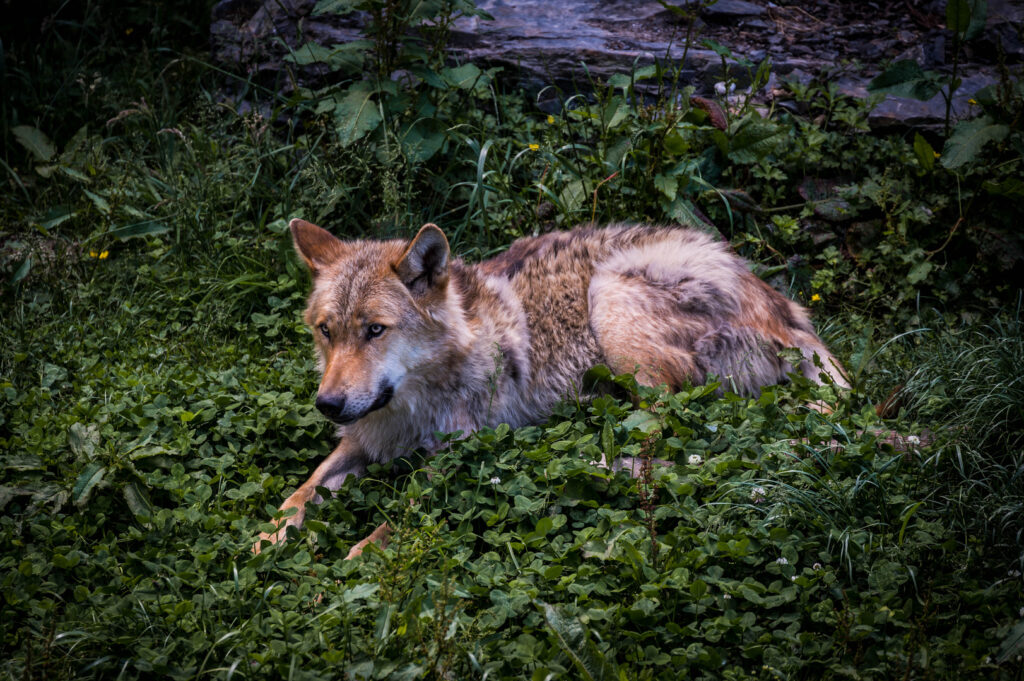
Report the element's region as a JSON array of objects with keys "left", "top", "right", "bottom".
[
  {"left": 290, "top": 218, "right": 345, "bottom": 274},
  {"left": 395, "top": 223, "right": 450, "bottom": 296}
]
